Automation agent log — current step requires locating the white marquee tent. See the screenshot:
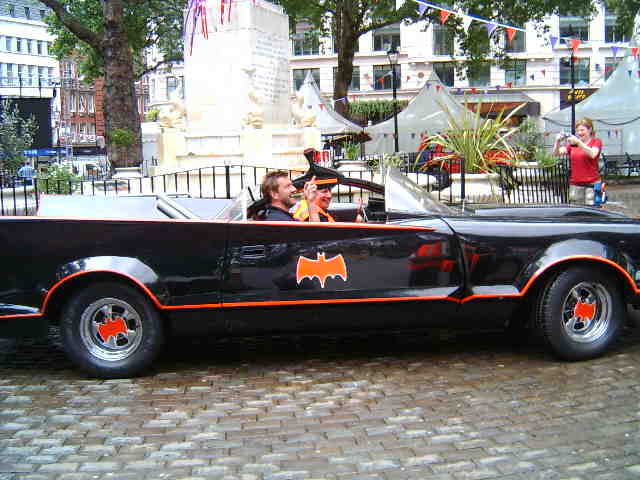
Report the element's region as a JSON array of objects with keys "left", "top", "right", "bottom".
[
  {"left": 297, "top": 72, "right": 363, "bottom": 134},
  {"left": 543, "top": 54, "right": 640, "bottom": 155},
  {"left": 364, "top": 71, "right": 474, "bottom": 154}
]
